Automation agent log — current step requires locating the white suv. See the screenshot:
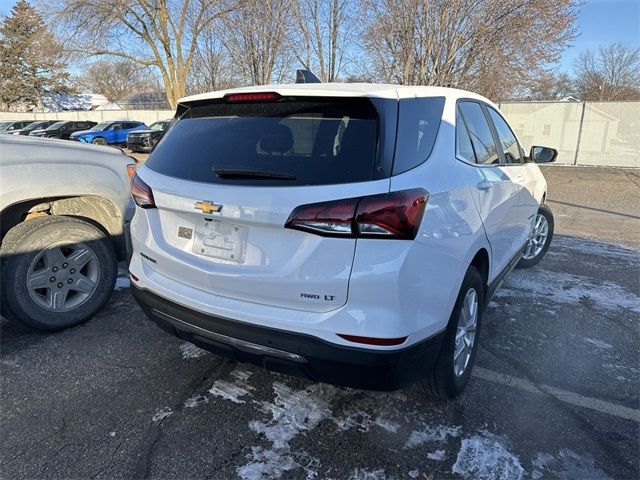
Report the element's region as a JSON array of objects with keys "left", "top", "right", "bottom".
[{"left": 129, "top": 84, "right": 556, "bottom": 398}]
